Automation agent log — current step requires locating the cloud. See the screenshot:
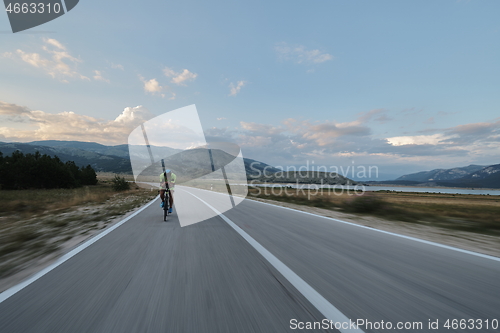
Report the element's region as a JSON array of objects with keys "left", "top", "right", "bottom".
[
  {"left": 5, "top": 38, "right": 89, "bottom": 82},
  {"left": 45, "top": 38, "right": 65, "bottom": 50},
  {"left": 444, "top": 120, "right": 500, "bottom": 145},
  {"left": 241, "top": 121, "right": 283, "bottom": 135},
  {"left": 110, "top": 63, "right": 124, "bottom": 70},
  {"left": 217, "top": 117, "right": 226, "bottom": 121},
  {"left": 114, "top": 105, "right": 154, "bottom": 125},
  {"left": 387, "top": 134, "right": 453, "bottom": 146},
  {"left": 3, "top": 99, "right": 498, "bottom": 173},
  {"left": 387, "top": 120, "right": 500, "bottom": 148},
  {"left": 355, "top": 109, "right": 389, "bottom": 124},
  {"left": 0, "top": 102, "right": 154, "bottom": 145},
  {"left": 138, "top": 76, "right": 176, "bottom": 99},
  {"left": 0, "top": 101, "right": 31, "bottom": 116},
  {"left": 138, "top": 76, "right": 164, "bottom": 95},
  {"left": 163, "top": 67, "right": 197, "bottom": 86},
  {"left": 275, "top": 42, "right": 333, "bottom": 64},
  {"left": 143, "top": 78, "right": 163, "bottom": 93},
  {"left": 229, "top": 81, "right": 246, "bottom": 96},
  {"left": 93, "top": 70, "right": 110, "bottom": 83},
  {"left": 205, "top": 113, "right": 500, "bottom": 171},
  {"left": 424, "top": 117, "right": 435, "bottom": 124}
]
